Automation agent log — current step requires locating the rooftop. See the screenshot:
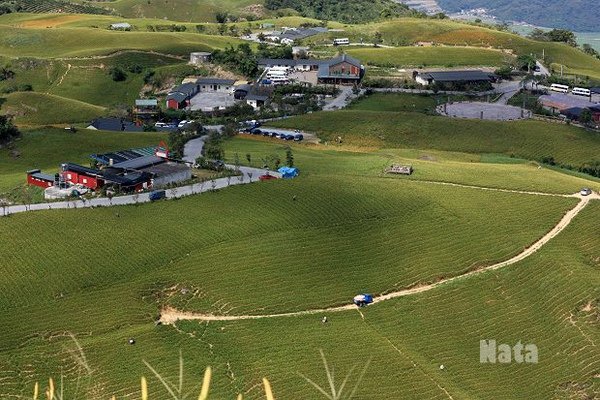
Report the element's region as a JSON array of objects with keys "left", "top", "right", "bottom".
[
  {"left": 418, "top": 70, "right": 496, "bottom": 82},
  {"left": 197, "top": 77, "right": 236, "bottom": 85},
  {"left": 135, "top": 99, "right": 158, "bottom": 107}
]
